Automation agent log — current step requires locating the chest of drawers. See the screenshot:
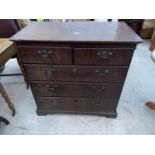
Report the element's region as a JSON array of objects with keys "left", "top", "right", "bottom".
[{"left": 11, "top": 22, "right": 142, "bottom": 118}]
